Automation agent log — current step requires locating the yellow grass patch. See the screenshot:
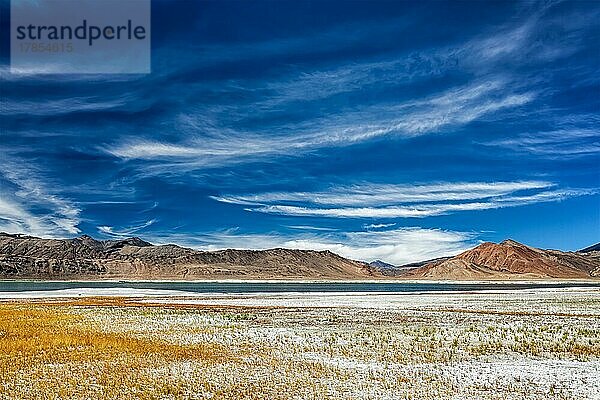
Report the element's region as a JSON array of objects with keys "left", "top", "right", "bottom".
[{"left": 0, "top": 304, "right": 232, "bottom": 399}]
